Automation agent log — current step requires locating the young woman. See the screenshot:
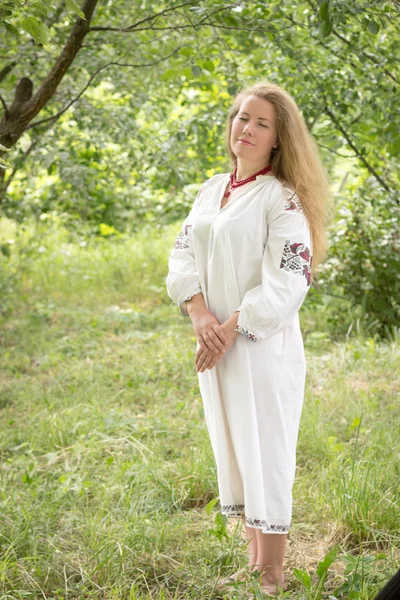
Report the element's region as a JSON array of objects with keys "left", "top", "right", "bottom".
[{"left": 166, "top": 81, "right": 331, "bottom": 594}]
